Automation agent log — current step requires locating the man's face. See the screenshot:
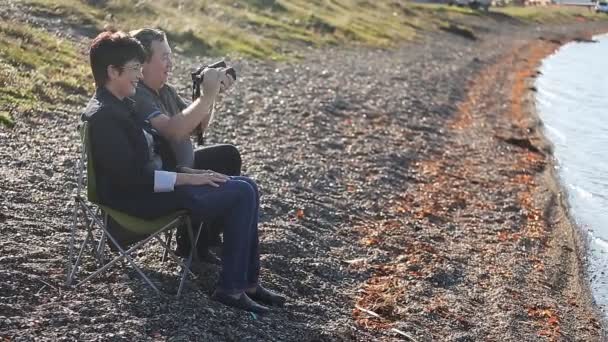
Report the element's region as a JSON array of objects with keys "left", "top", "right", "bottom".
[
  {"left": 142, "top": 39, "right": 172, "bottom": 89},
  {"left": 110, "top": 59, "right": 142, "bottom": 98}
]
